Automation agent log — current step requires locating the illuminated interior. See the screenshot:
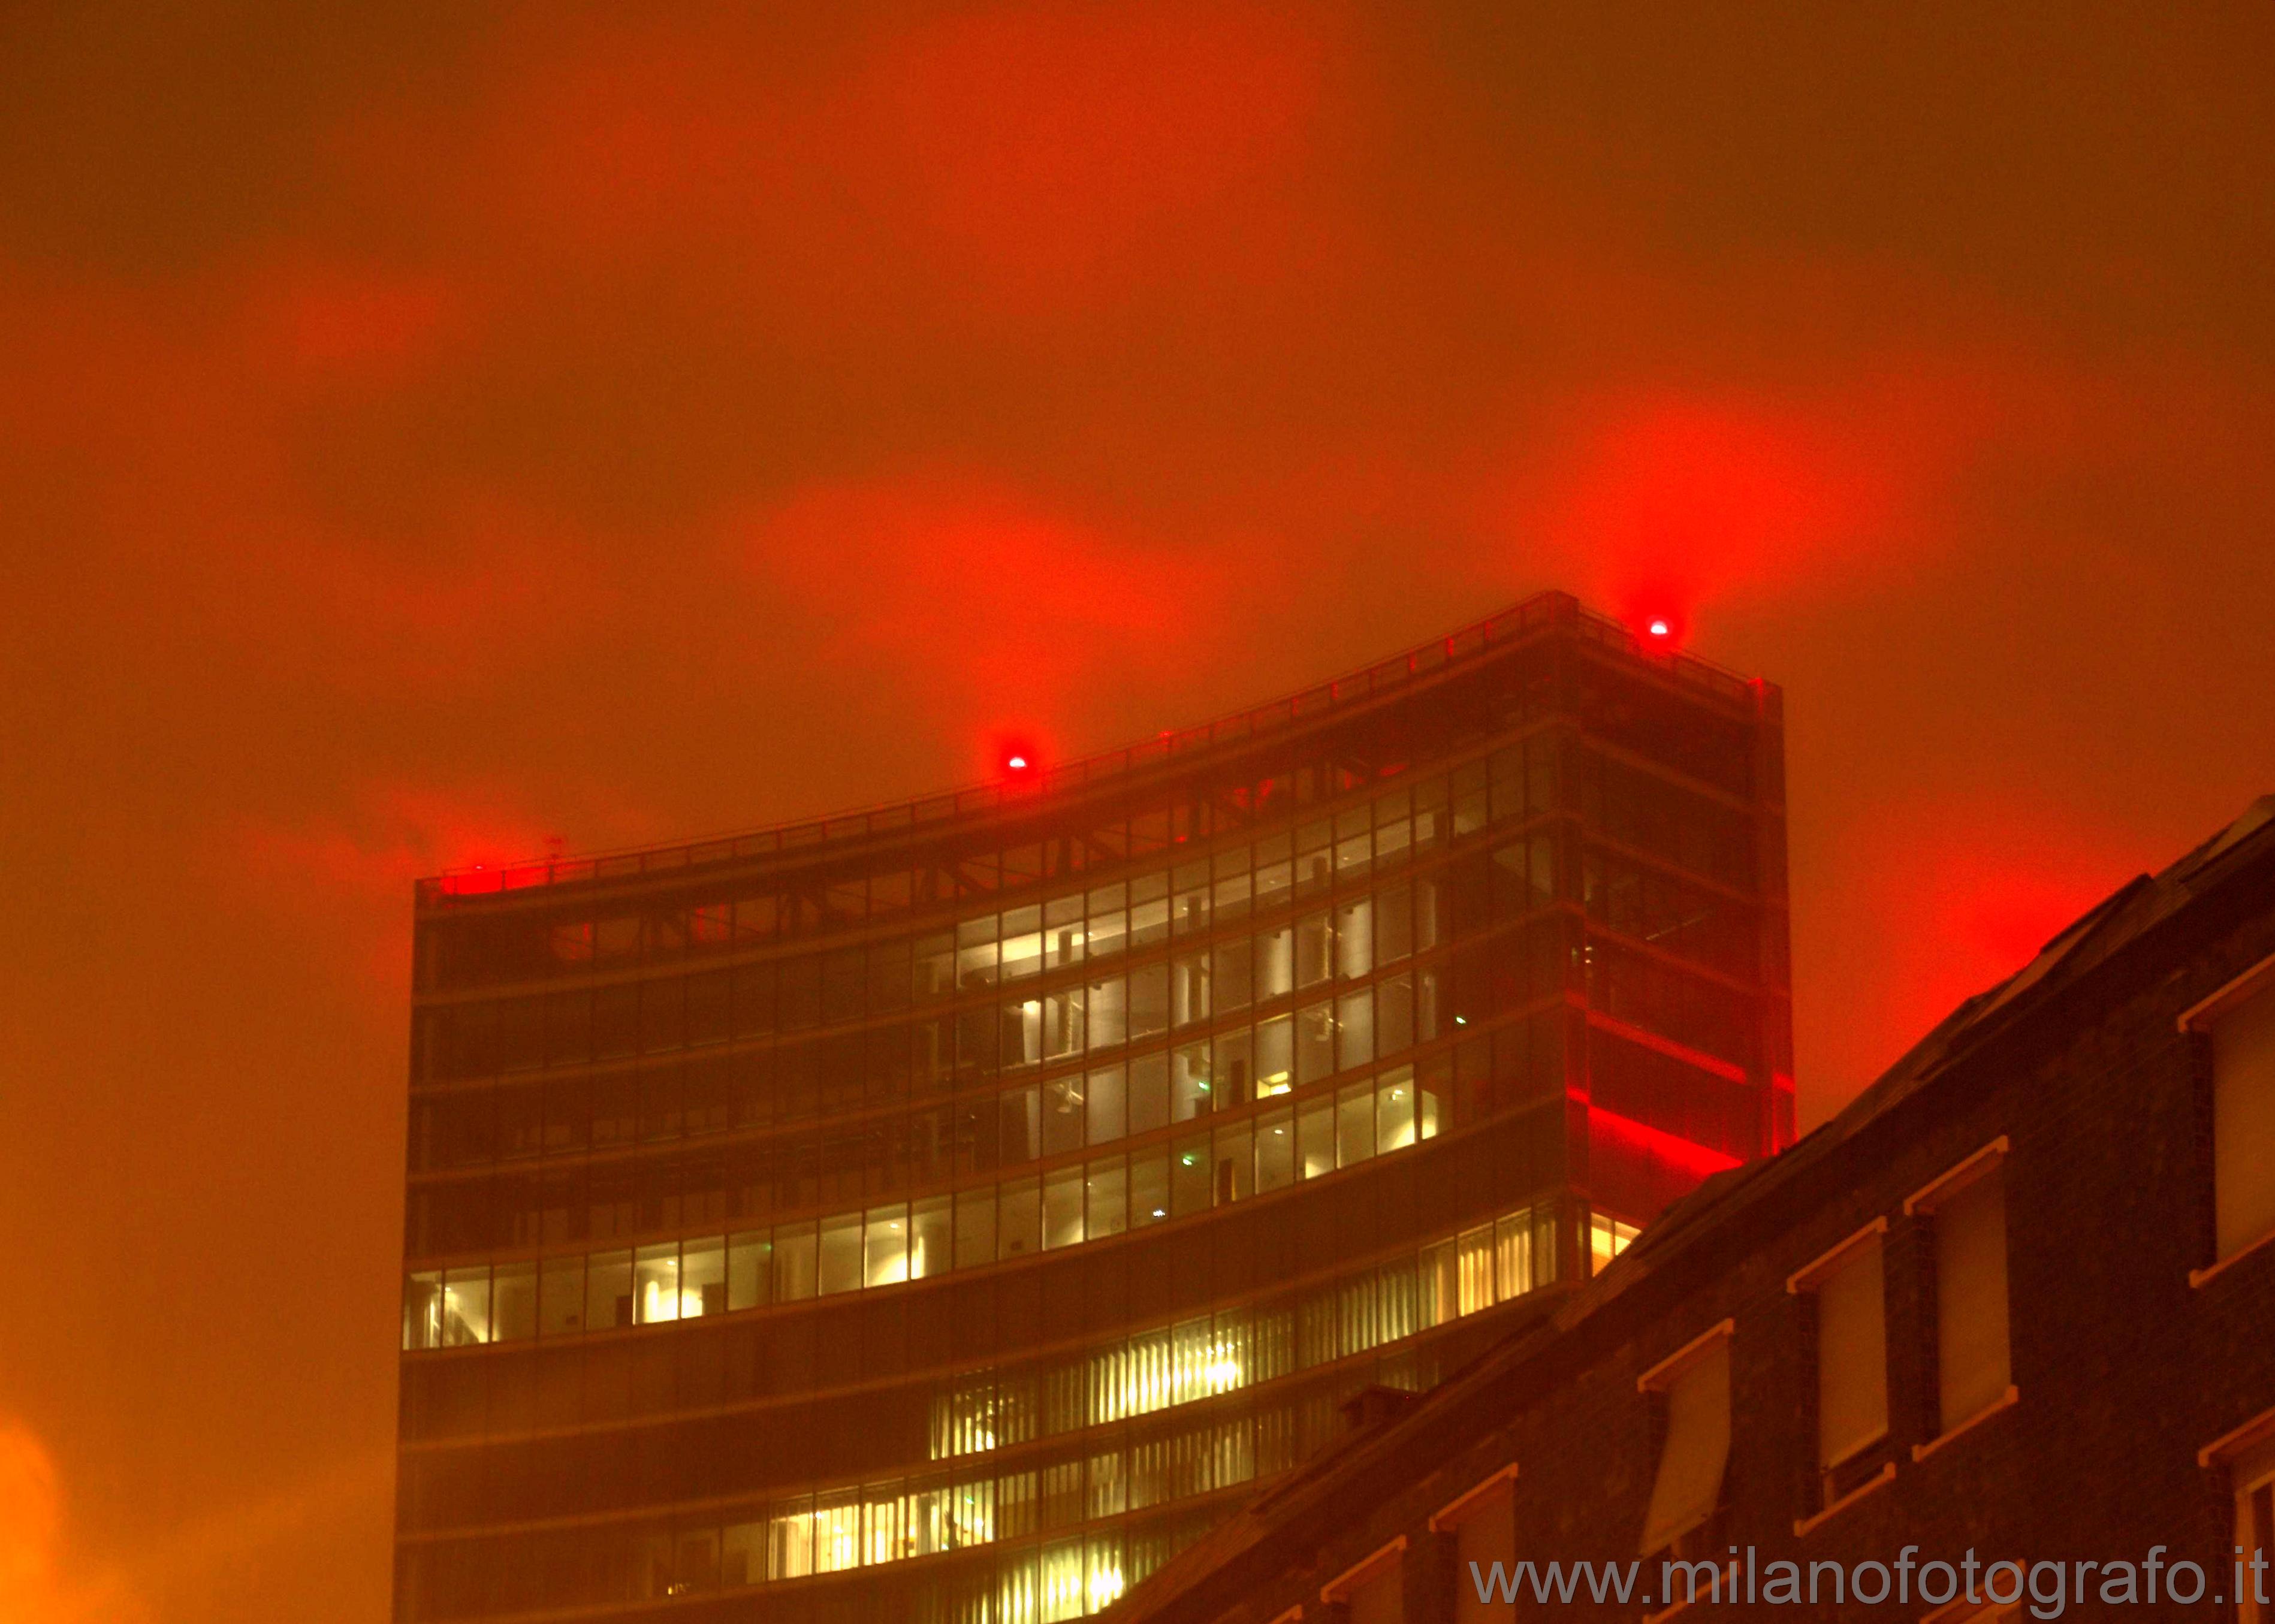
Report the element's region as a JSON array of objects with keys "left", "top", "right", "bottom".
[{"left": 394, "top": 594, "right": 1793, "bottom": 1623}]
